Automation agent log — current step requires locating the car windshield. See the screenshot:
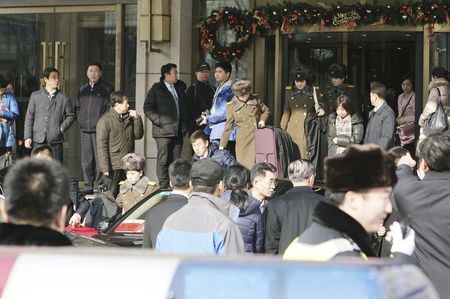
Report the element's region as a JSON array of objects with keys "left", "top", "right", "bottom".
[{"left": 113, "top": 190, "right": 172, "bottom": 234}]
